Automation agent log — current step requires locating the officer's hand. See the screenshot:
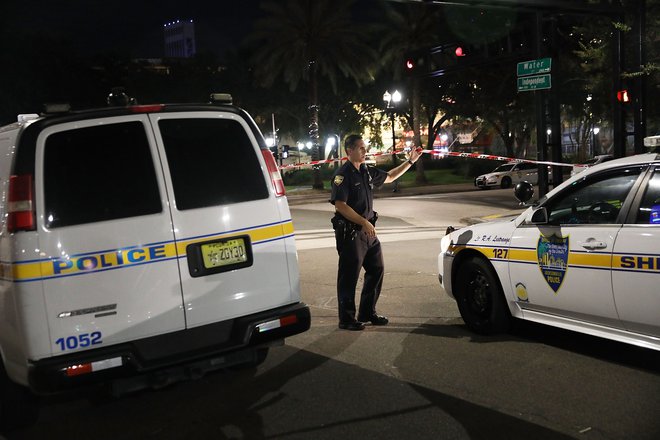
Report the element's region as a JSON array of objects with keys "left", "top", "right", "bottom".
[
  {"left": 362, "top": 220, "right": 376, "bottom": 238},
  {"left": 410, "top": 147, "right": 423, "bottom": 163}
]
